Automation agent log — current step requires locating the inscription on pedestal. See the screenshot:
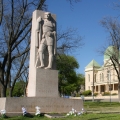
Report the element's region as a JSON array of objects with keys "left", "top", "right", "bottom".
[{"left": 35, "top": 69, "right": 59, "bottom": 97}]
